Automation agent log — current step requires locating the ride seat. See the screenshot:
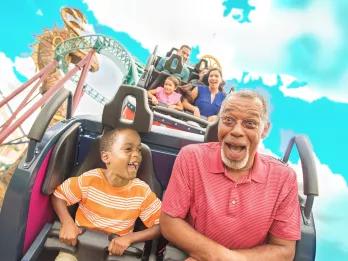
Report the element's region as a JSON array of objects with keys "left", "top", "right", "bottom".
[
  {"left": 163, "top": 54, "right": 183, "bottom": 75},
  {"left": 204, "top": 119, "right": 219, "bottom": 142},
  {"left": 148, "top": 54, "right": 185, "bottom": 90},
  {"left": 42, "top": 128, "right": 162, "bottom": 198}
]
